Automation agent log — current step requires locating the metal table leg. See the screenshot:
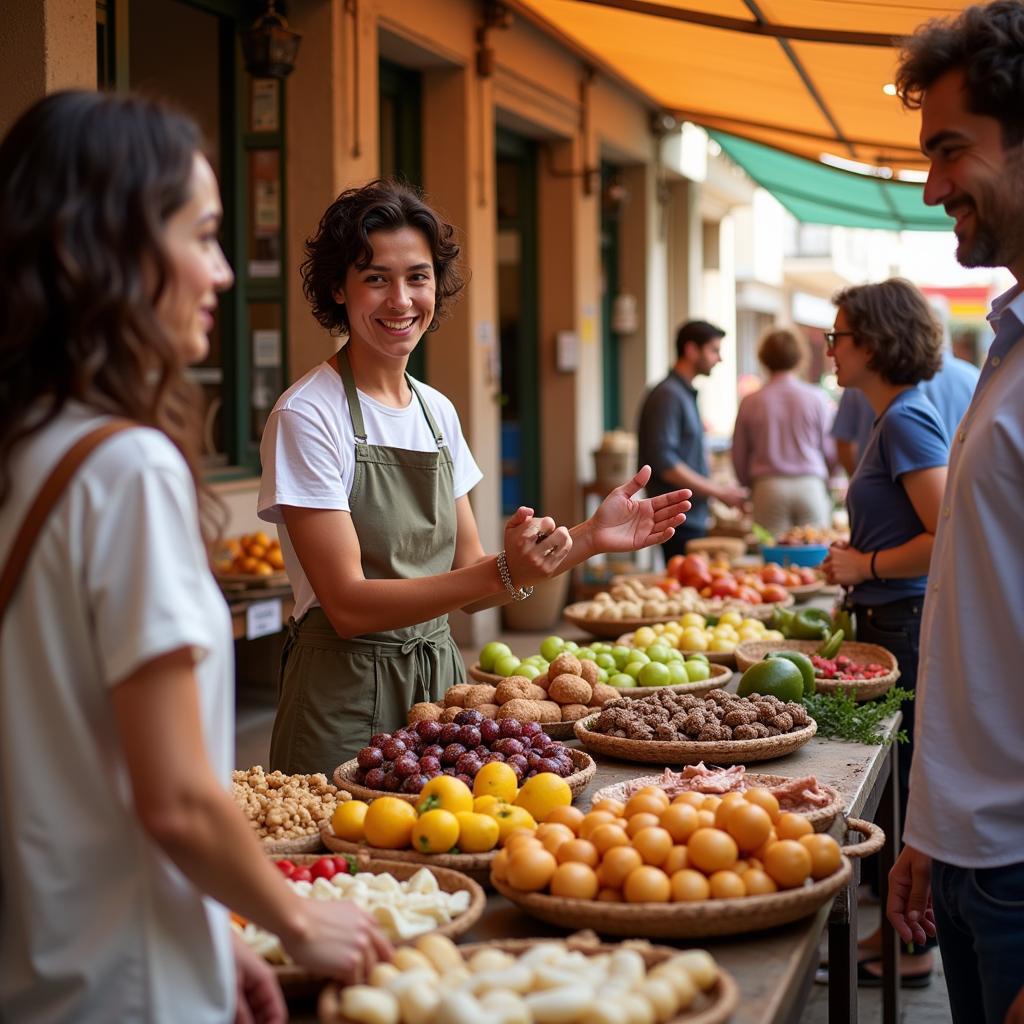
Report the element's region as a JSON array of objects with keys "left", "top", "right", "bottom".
[{"left": 878, "top": 741, "right": 901, "bottom": 1024}]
